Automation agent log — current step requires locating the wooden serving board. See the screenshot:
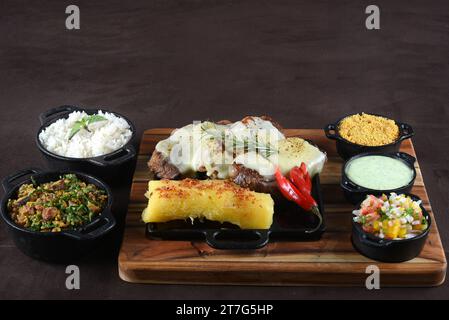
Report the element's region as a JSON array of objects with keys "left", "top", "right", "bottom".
[{"left": 118, "top": 129, "right": 447, "bottom": 286}]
